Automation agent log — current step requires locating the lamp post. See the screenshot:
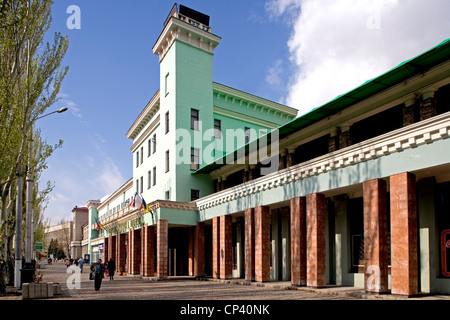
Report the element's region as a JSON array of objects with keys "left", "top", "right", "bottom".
[{"left": 15, "top": 107, "right": 68, "bottom": 288}]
